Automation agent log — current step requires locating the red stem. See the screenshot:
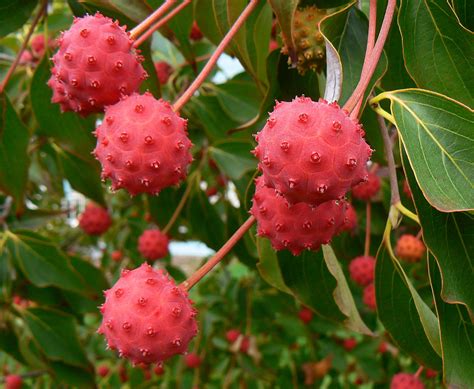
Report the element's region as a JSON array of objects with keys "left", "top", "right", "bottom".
[
  {"left": 133, "top": 0, "right": 191, "bottom": 47},
  {"left": 364, "top": 201, "right": 372, "bottom": 256},
  {"left": 180, "top": 216, "right": 256, "bottom": 290},
  {"left": 0, "top": 1, "right": 46, "bottom": 93},
  {"left": 172, "top": 0, "right": 259, "bottom": 112},
  {"left": 414, "top": 366, "right": 424, "bottom": 379},
  {"left": 343, "top": 0, "right": 396, "bottom": 116},
  {"left": 129, "top": 0, "right": 177, "bottom": 40}
]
